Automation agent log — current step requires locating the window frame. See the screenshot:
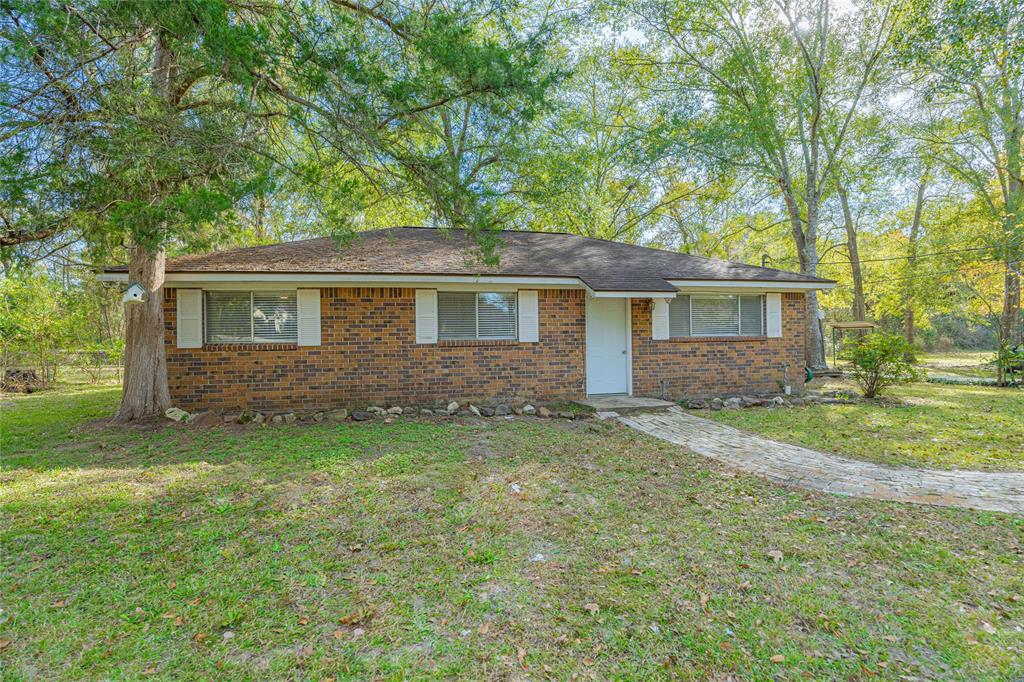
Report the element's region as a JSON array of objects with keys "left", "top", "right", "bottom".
[
  {"left": 203, "top": 289, "right": 299, "bottom": 345},
  {"left": 437, "top": 290, "right": 518, "bottom": 342},
  {"left": 670, "top": 293, "right": 765, "bottom": 338}
]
